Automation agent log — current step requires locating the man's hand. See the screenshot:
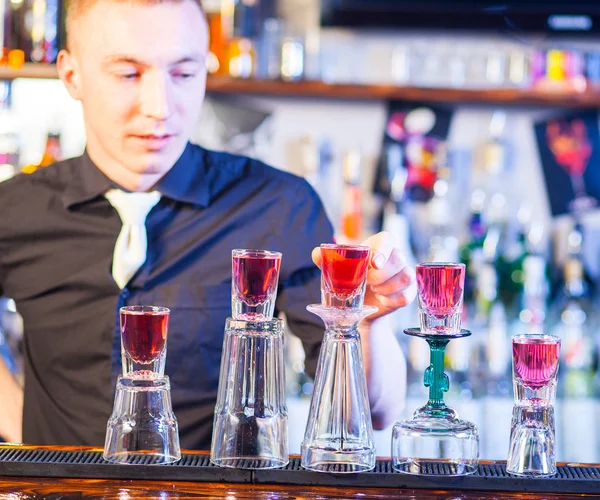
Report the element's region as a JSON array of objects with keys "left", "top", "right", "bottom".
[{"left": 311, "top": 231, "right": 416, "bottom": 323}]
